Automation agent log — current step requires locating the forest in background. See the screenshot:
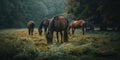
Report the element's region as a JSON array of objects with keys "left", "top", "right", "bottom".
[
  {"left": 0, "top": 0, "right": 120, "bottom": 60},
  {"left": 0, "top": 0, "right": 120, "bottom": 31},
  {"left": 0, "top": 0, "right": 65, "bottom": 28},
  {"left": 65, "top": 0, "right": 120, "bottom": 31}
]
